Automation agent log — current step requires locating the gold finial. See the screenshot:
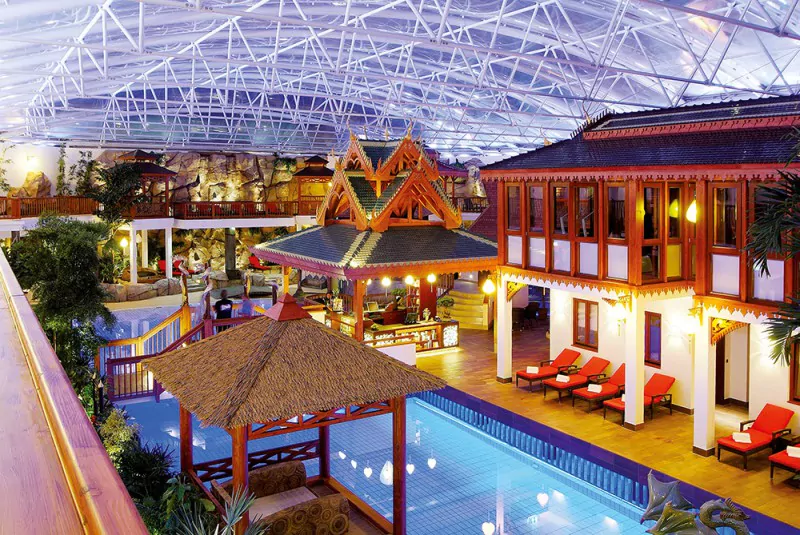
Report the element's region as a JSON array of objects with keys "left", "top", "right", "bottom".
[
  {"left": 384, "top": 127, "right": 390, "bottom": 141},
  {"left": 363, "top": 124, "right": 368, "bottom": 138},
  {"left": 405, "top": 122, "right": 413, "bottom": 139}
]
